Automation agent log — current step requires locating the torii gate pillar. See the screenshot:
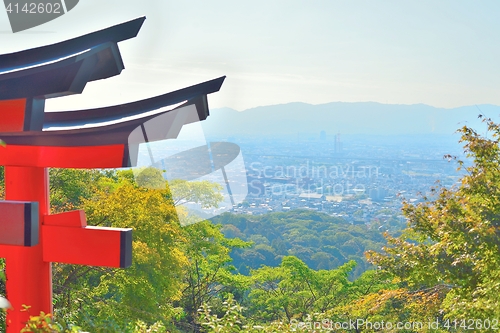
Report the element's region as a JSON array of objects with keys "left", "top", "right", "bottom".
[
  {"left": 0, "top": 164, "right": 133, "bottom": 333},
  {"left": 0, "top": 166, "right": 132, "bottom": 333},
  {"left": 2, "top": 167, "right": 52, "bottom": 332}
]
